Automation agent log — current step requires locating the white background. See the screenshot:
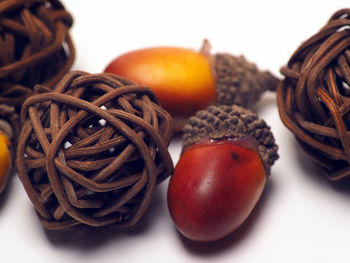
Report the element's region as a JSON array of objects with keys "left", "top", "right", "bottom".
[{"left": 1, "top": 1, "right": 350, "bottom": 262}]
